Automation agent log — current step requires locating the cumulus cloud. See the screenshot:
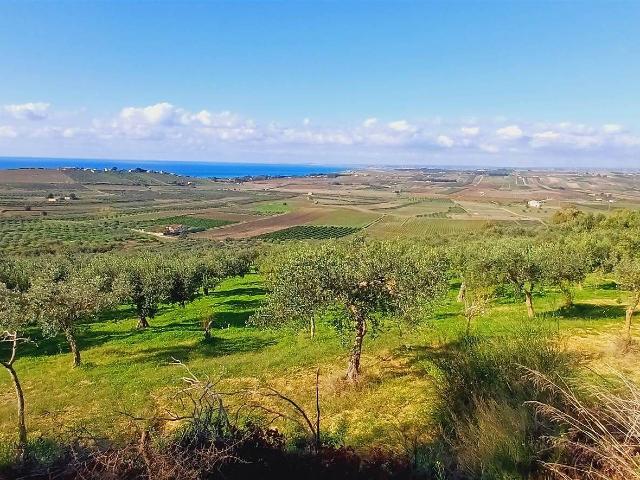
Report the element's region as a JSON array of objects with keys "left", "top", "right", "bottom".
[
  {"left": 387, "top": 120, "right": 416, "bottom": 133},
  {"left": 0, "top": 101, "right": 638, "bottom": 166},
  {"left": 4, "top": 102, "right": 50, "bottom": 120},
  {"left": 496, "top": 125, "right": 523, "bottom": 139},
  {"left": 602, "top": 123, "right": 623, "bottom": 134},
  {"left": 119, "top": 102, "right": 180, "bottom": 126},
  {"left": 460, "top": 126, "right": 479, "bottom": 136},
  {"left": 363, "top": 117, "right": 378, "bottom": 128},
  {"left": 479, "top": 143, "right": 499, "bottom": 153},
  {"left": 0, "top": 126, "right": 18, "bottom": 138},
  {"left": 436, "top": 135, "right": 454, "bottom": 148}
]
